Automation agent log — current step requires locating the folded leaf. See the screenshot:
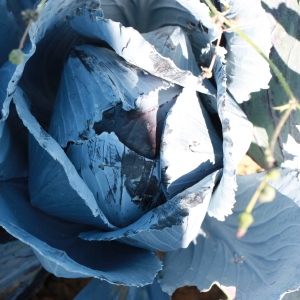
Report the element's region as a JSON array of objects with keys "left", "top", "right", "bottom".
[
  {"left": 12, "top": 0, "right": 102, "bottom": 128},
  {"left": 49, "top": 45, "right": 171, "bottom": 147},
  {"left": 67, "top": 132, "right": 165, "bottom": 228},
  {"left": 141, "top": 24, "right": 219, "bottom": 117},
  {"left": 207, "top": 46, "right": 253, "bottom": 220},
  {"left": 80, "top": 170, "right": 219, "bottom": 252},
  {"left": 74, "top": 278, "right": 170, "bottom": 300},
  {"left": 93, "top": 85, "right": 181, "bottom": 159},
  {"left": 0, "top": 180, "right": 162, "bottom": 286},
  {"left": 160, "top": 87, "right": 223, "bottom": 198},
  {"left": 160, "top": 168, "right": 300, "bottom": 299},
  {"left": 13, "top": 87, "right": 115, "bottom": 230}
]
